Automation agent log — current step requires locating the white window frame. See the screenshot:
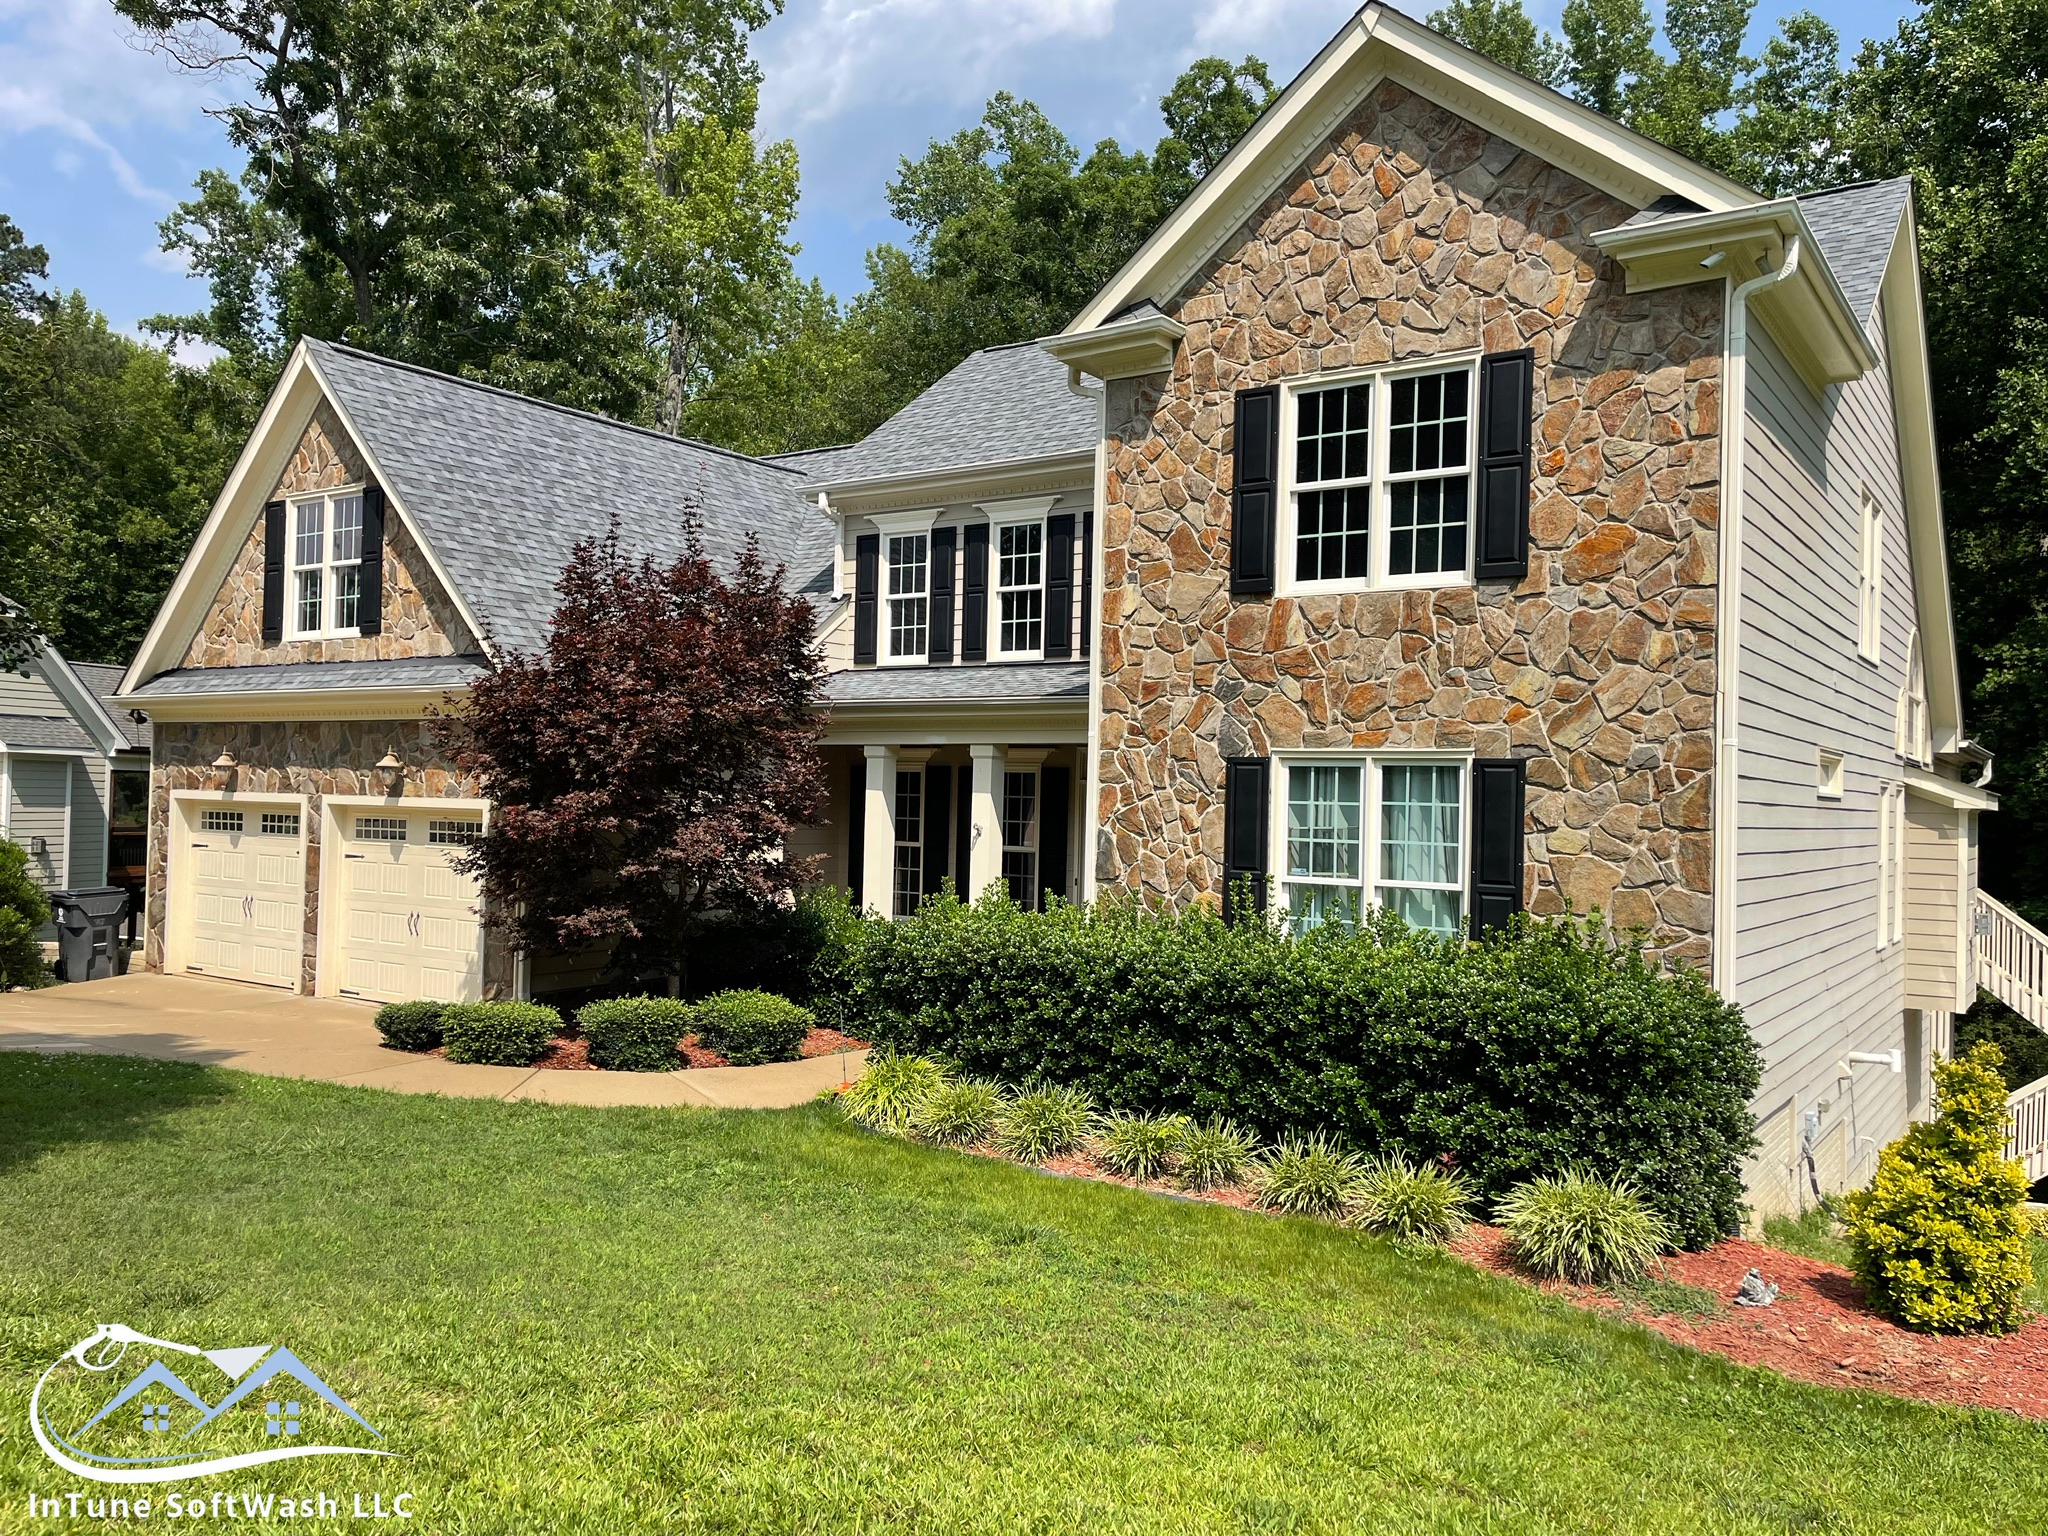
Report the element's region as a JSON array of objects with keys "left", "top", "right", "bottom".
[
  {"left": 1897, "top": 631, "right": 1930, "bottom": 767},
  {"left": 871, "top": 510, "right": 937, "bottom": 667},
  {"left": 1000, "top": 768, "right": 1040, "bottom": 907},
  {"left": 1857, "top": 490, "right": 1883, "bottom": 664},
  {"left": 1281, "top": 354, "right": 1479, "bottom": 597},
  {"left": 978, "top": 496, "right": 1061, "bottom": 661},
  {"left": 891, "top": 767, "right": 923, "bottom": 918},
  {"left": 1271, "top": 752, "right": 1472, "bottom": 936},
  {"left": 286, "top": 485, "right": 368, "bottom": 640},
  {"left": 1877, "top": 781, "right": 1907, "bottom": 949},
  {"left": 1816, "top": 747, "right": 1845, "bottom": 801}
]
